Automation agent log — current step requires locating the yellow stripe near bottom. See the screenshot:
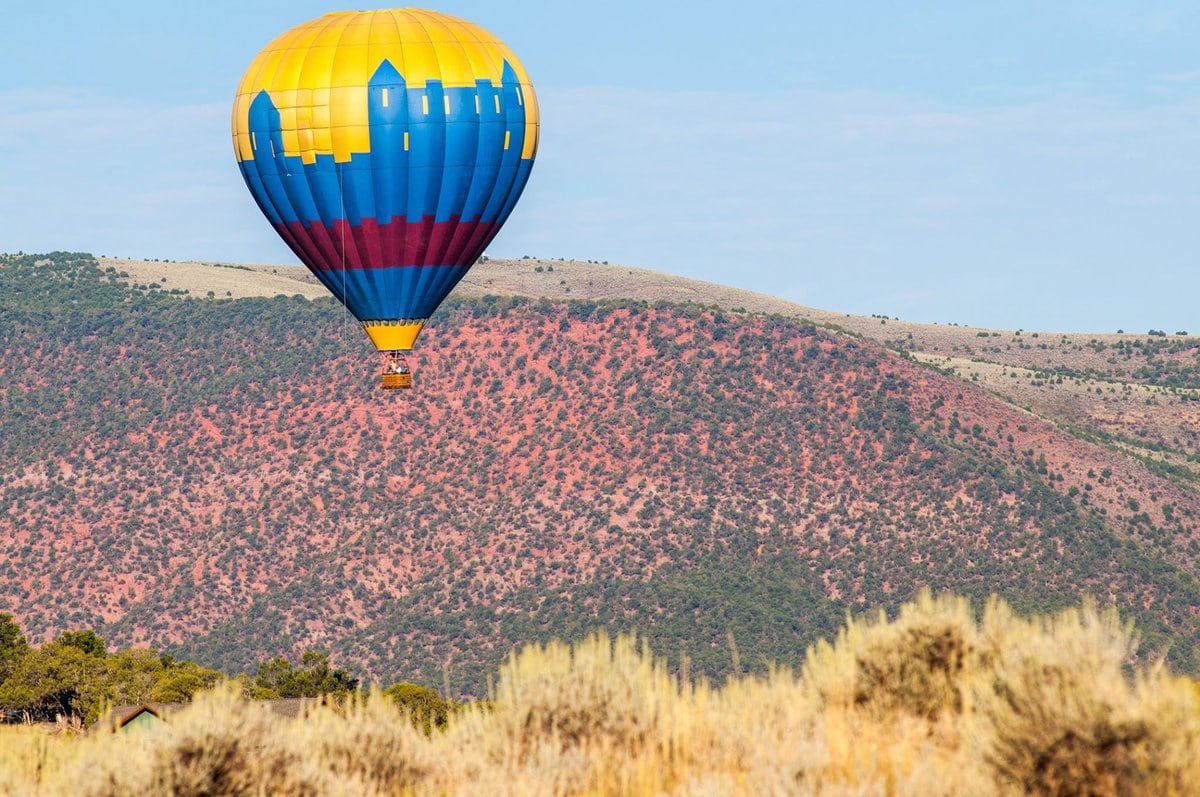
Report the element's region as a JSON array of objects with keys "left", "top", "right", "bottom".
[{"left": 363, "top": 320, "right": 425, "bottom": 351}]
